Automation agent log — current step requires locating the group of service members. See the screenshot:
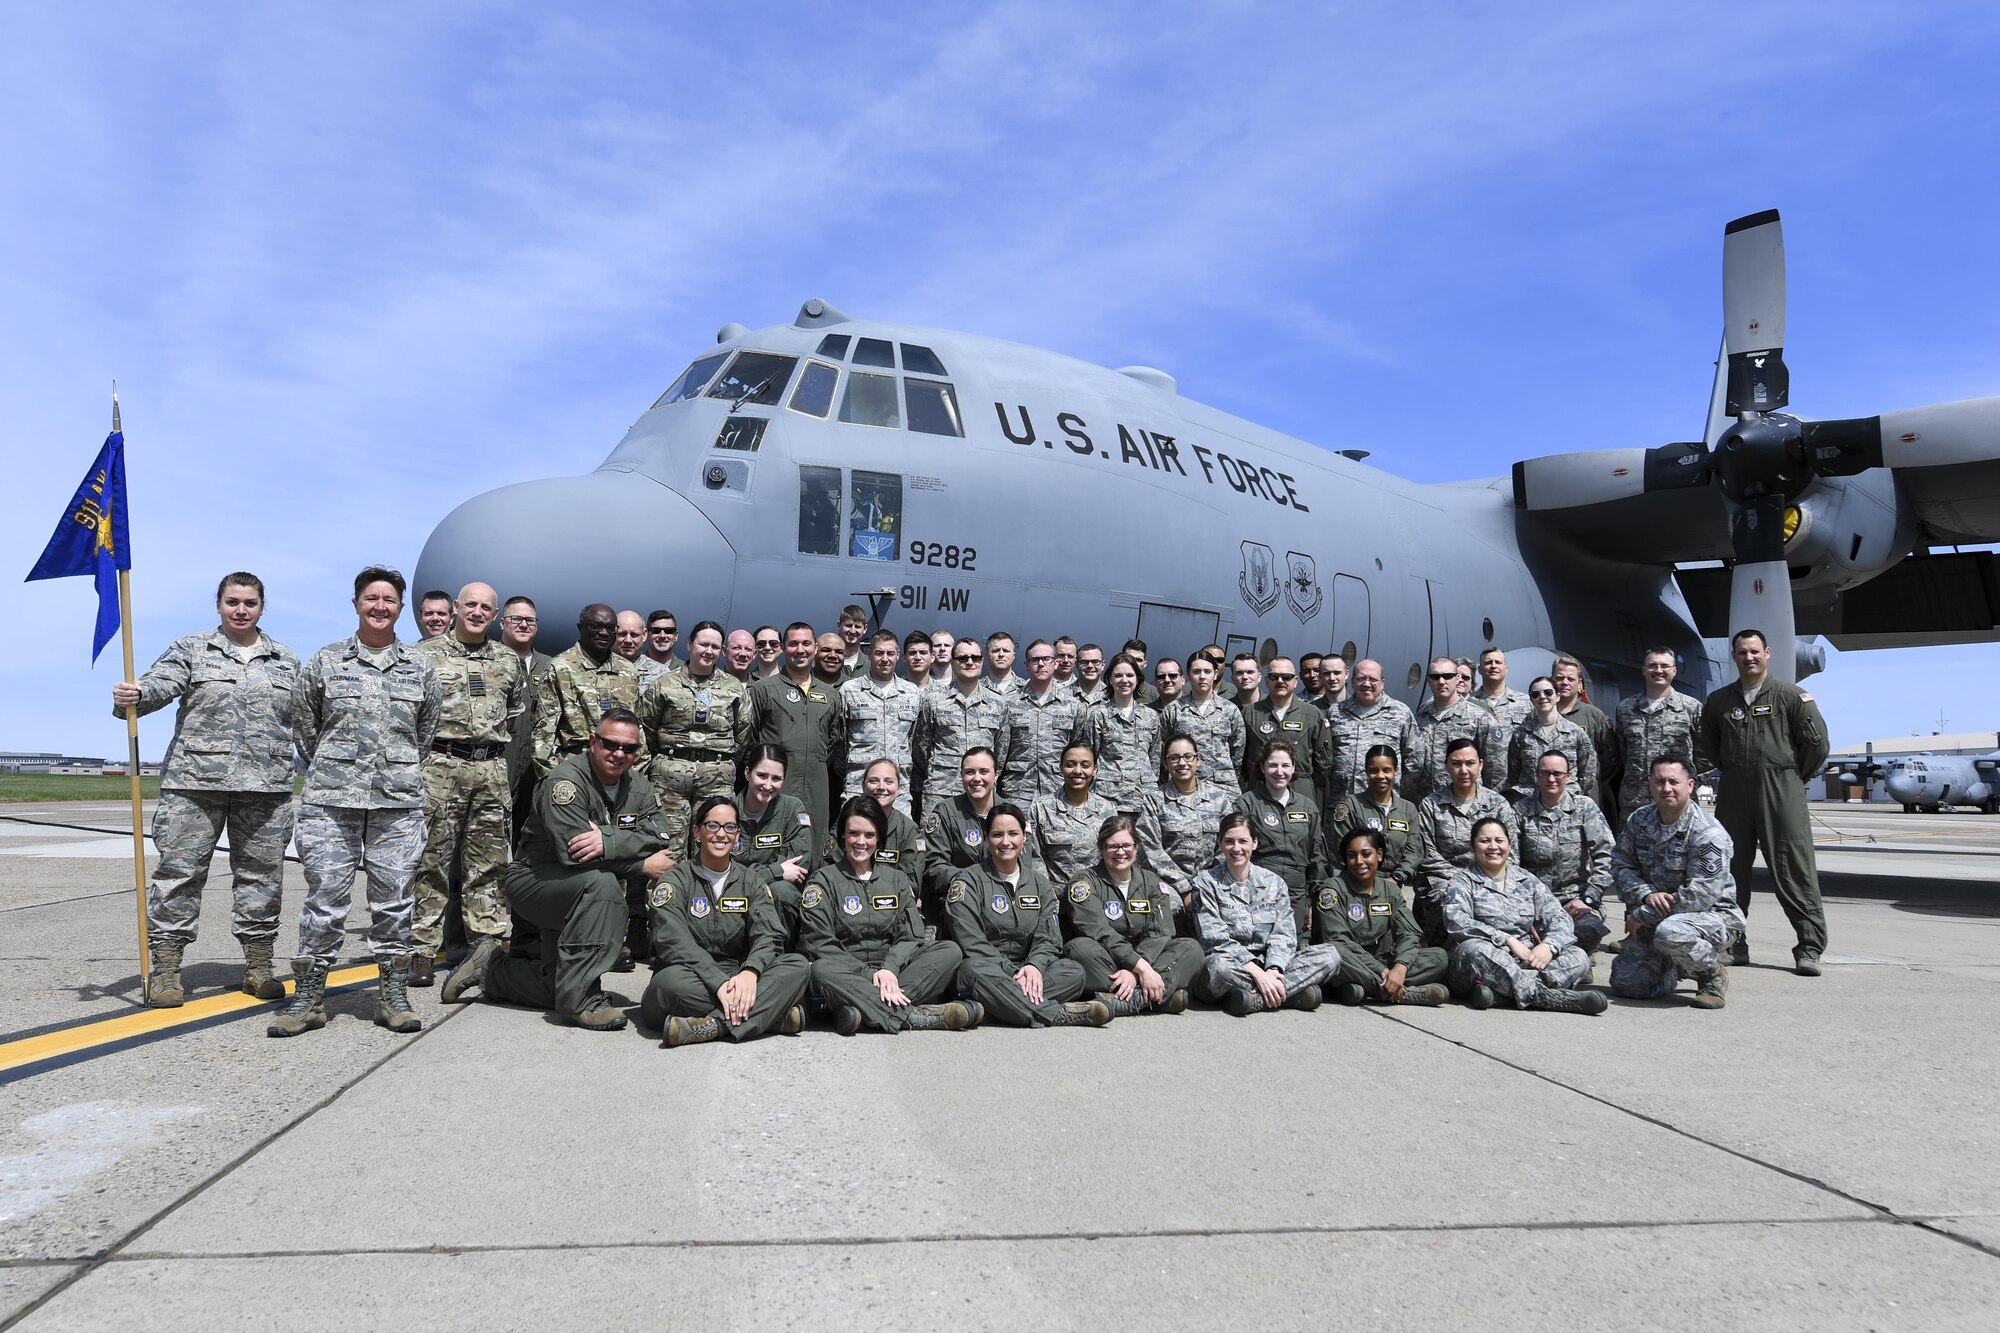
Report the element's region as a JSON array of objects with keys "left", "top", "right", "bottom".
[{"left": 114, "top": 572, "right": 1832, "bottom": 1042}]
